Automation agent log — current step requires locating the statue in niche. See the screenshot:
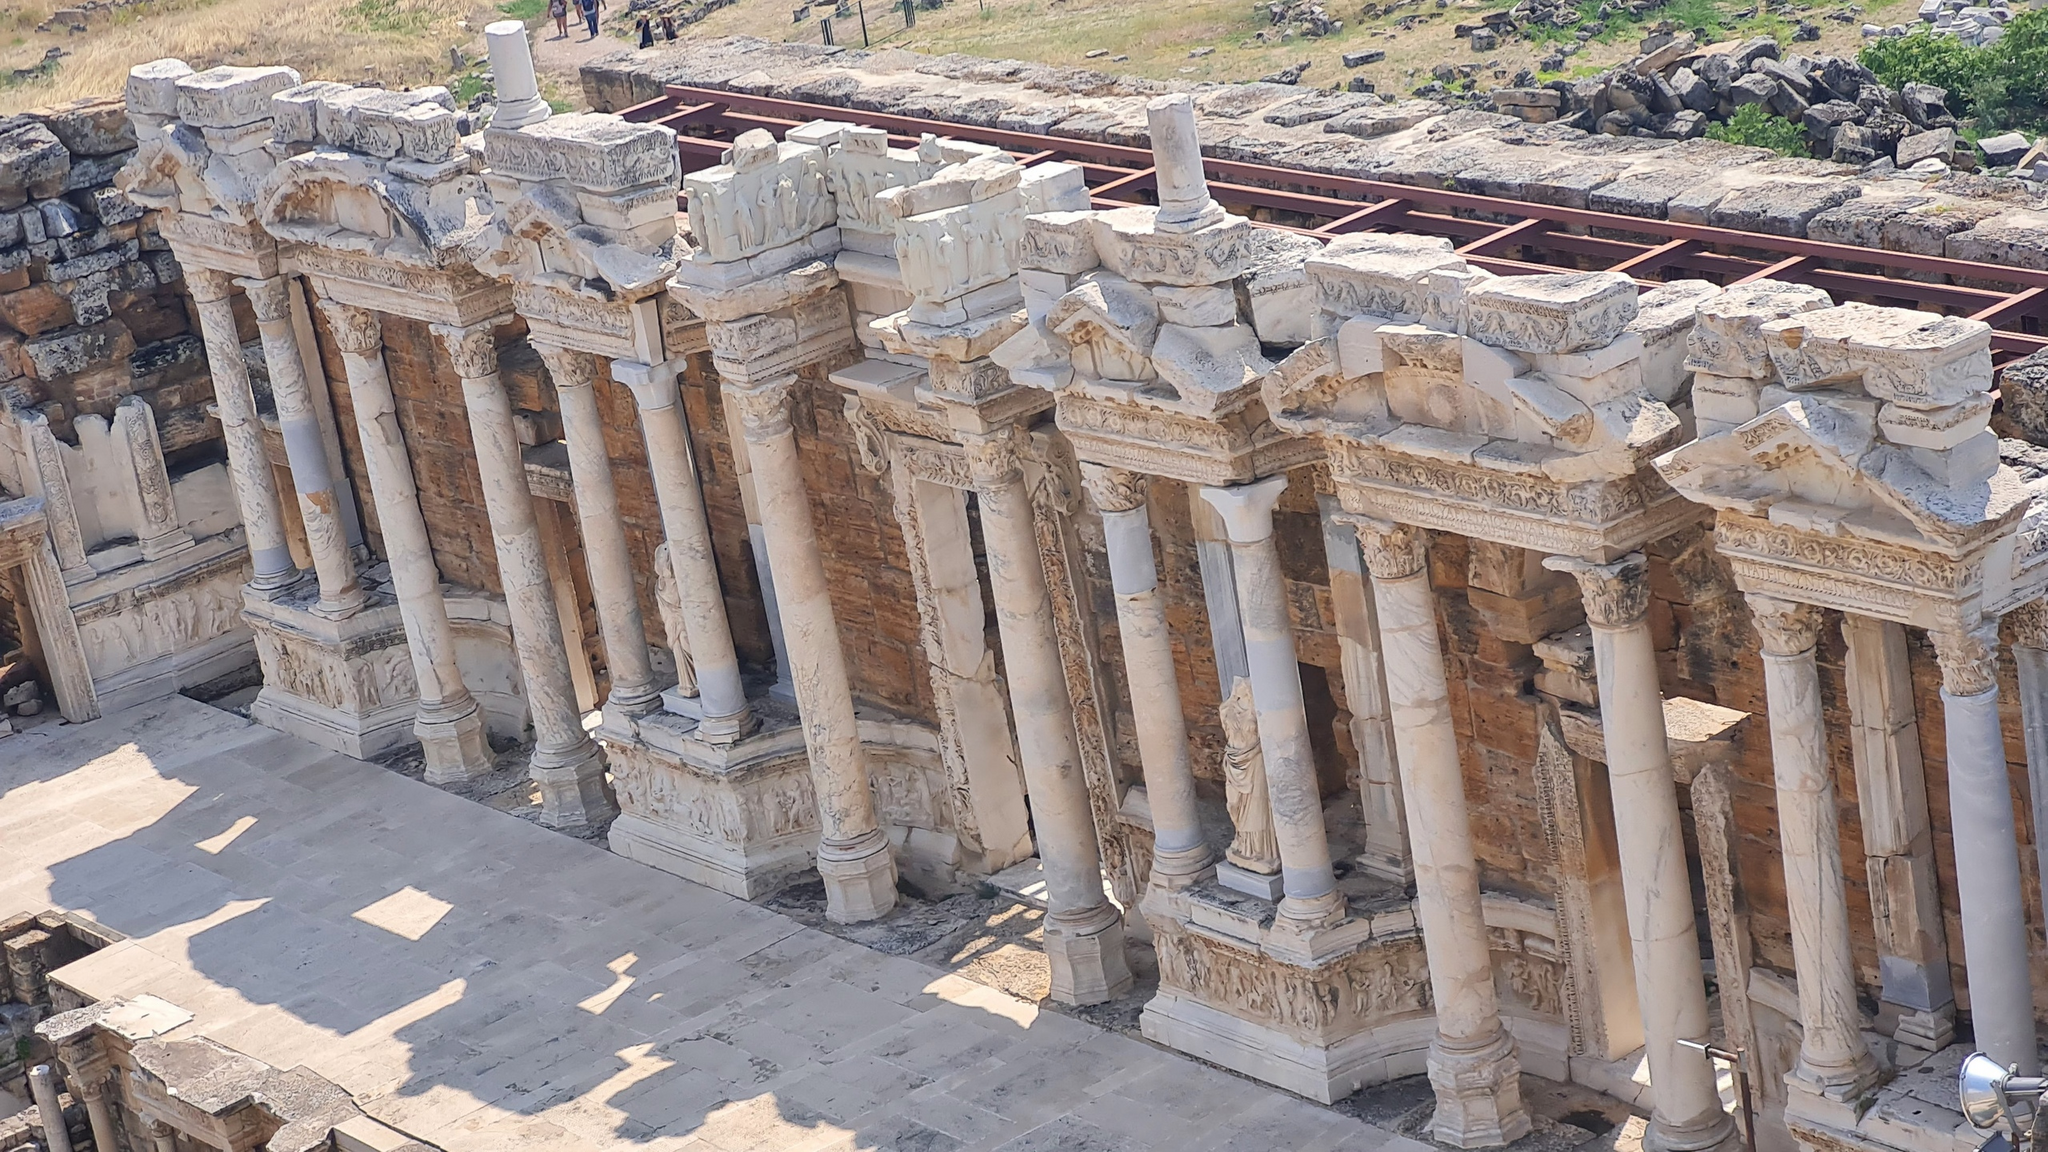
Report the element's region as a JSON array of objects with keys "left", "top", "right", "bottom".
[
  {"left": 652, "top": 542, "right": 698, "bottom": 697},
  {"left": 1220, "top": 676, "right": 1280, "bottom": 875}
]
